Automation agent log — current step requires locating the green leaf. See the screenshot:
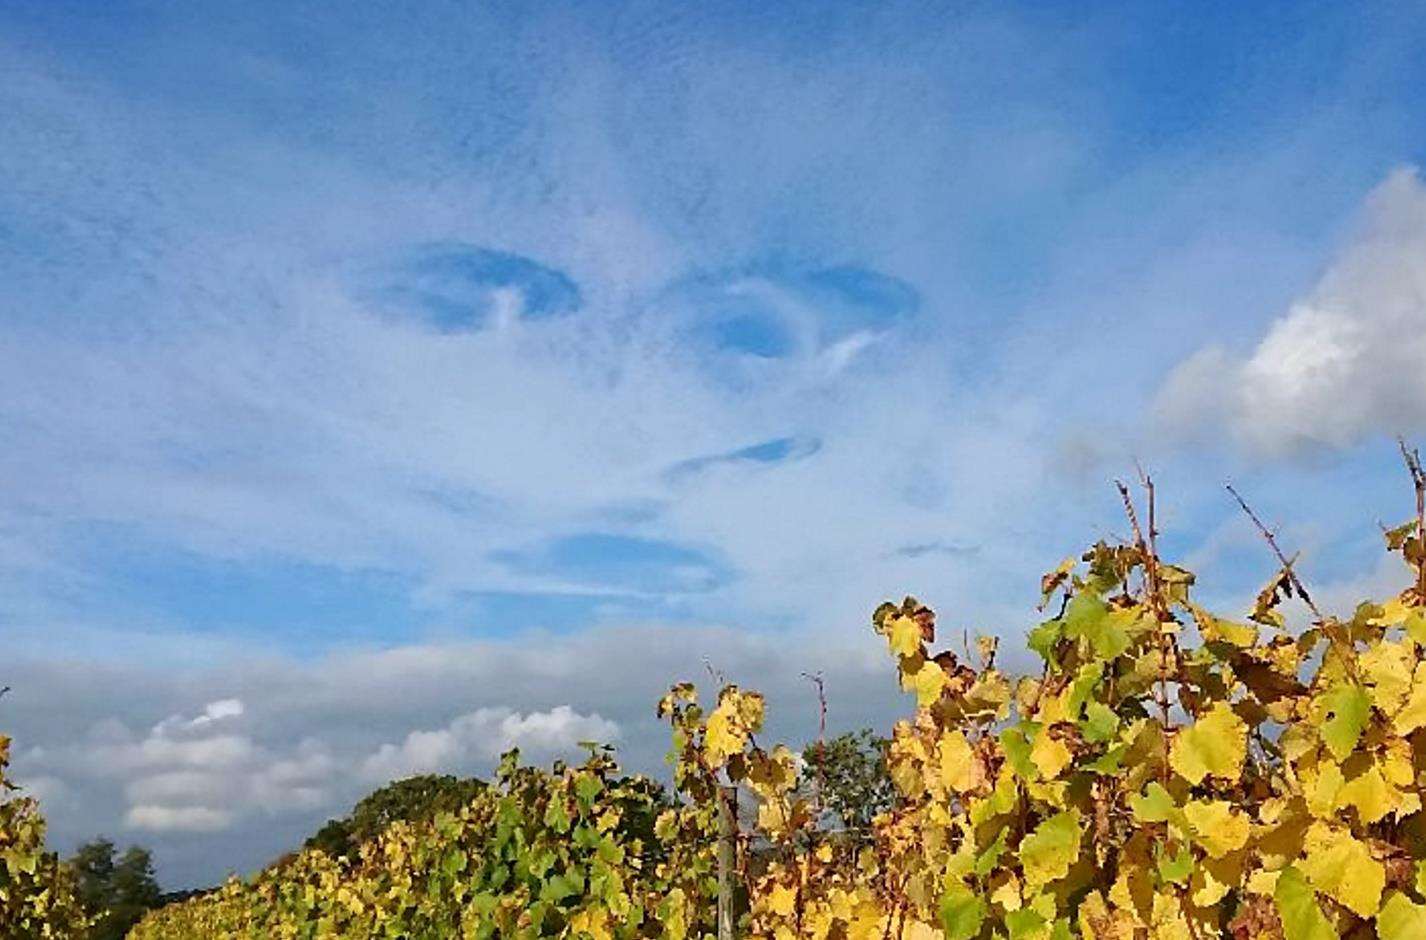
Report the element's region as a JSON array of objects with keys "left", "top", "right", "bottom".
[
  {"left": 1000, "top": 725, "right": 1036, "bottom": 780},
  {"left": 441, "top": 850, "right": 467, "bottom": 877},
  {"left": 1130, "top": 782, "right": 1178, "bottom": 825},
  {"left": 1273, "top": 866, "right": 1336, "bottom": 940},
  {"left": 939, "top": 883, "right": 986, "bottom": 940},
  {"left": 1379, "top": 891, "right": 1426, "bottom": 940},
  {"left": 575, "top": 774, "right": 603, "bottom": 806},
  {"left": 1064, "top": 593, "right": 1132, "bottom": 660},
  {"left": 1028, "top": 619, "right": 1063, "bottom": 664},
  {"left": 1079, "top": 700, "right": 1119, "bottom": 744},
  {"left": 1018, "top": 810, "right": 1082, "bottom": 886},
  {"left": 1083, "top": 744, "right": 1126, "bottom": 775},
  {"left": 1065, "top": 662, "right": 1104, "bottom": 720},
  {"left": 973, "top": 827, "right": 1009, "bottom": 877},
  {"left": 1318, "top": 683, "right": 1370, "bottom": 762},
  {"left": 1004, "top": 907, "right": 1047, "bottom": 940},
  {"left": 543, "top": 798, "right": 571, "bottom": 833},
  {"left": 1155, "top": 843, "right": 1193, "bottom": 885}
]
